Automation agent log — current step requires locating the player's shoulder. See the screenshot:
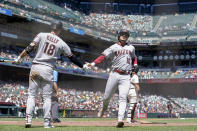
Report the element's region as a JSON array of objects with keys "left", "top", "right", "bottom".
[
  {"left": 127, "top": 42, "right": 135, "bottom": 48},
  {"left": 35, "top": 32, "right": 49, "bottom": 38},
  {"left": 109, "top": 43, "right": 119, "bottom": 48},
  {"left": 37, "top": 32, "right": 46, "bottom": 36},
  {"left": 132, "top": 74, "right": 139, "bottom": 79},
  {"left": 134, "top": 74, "right": 139, "bottom": 78},
  {"left": 111, "top": 43, "right": 118, "bottom": 47}
]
